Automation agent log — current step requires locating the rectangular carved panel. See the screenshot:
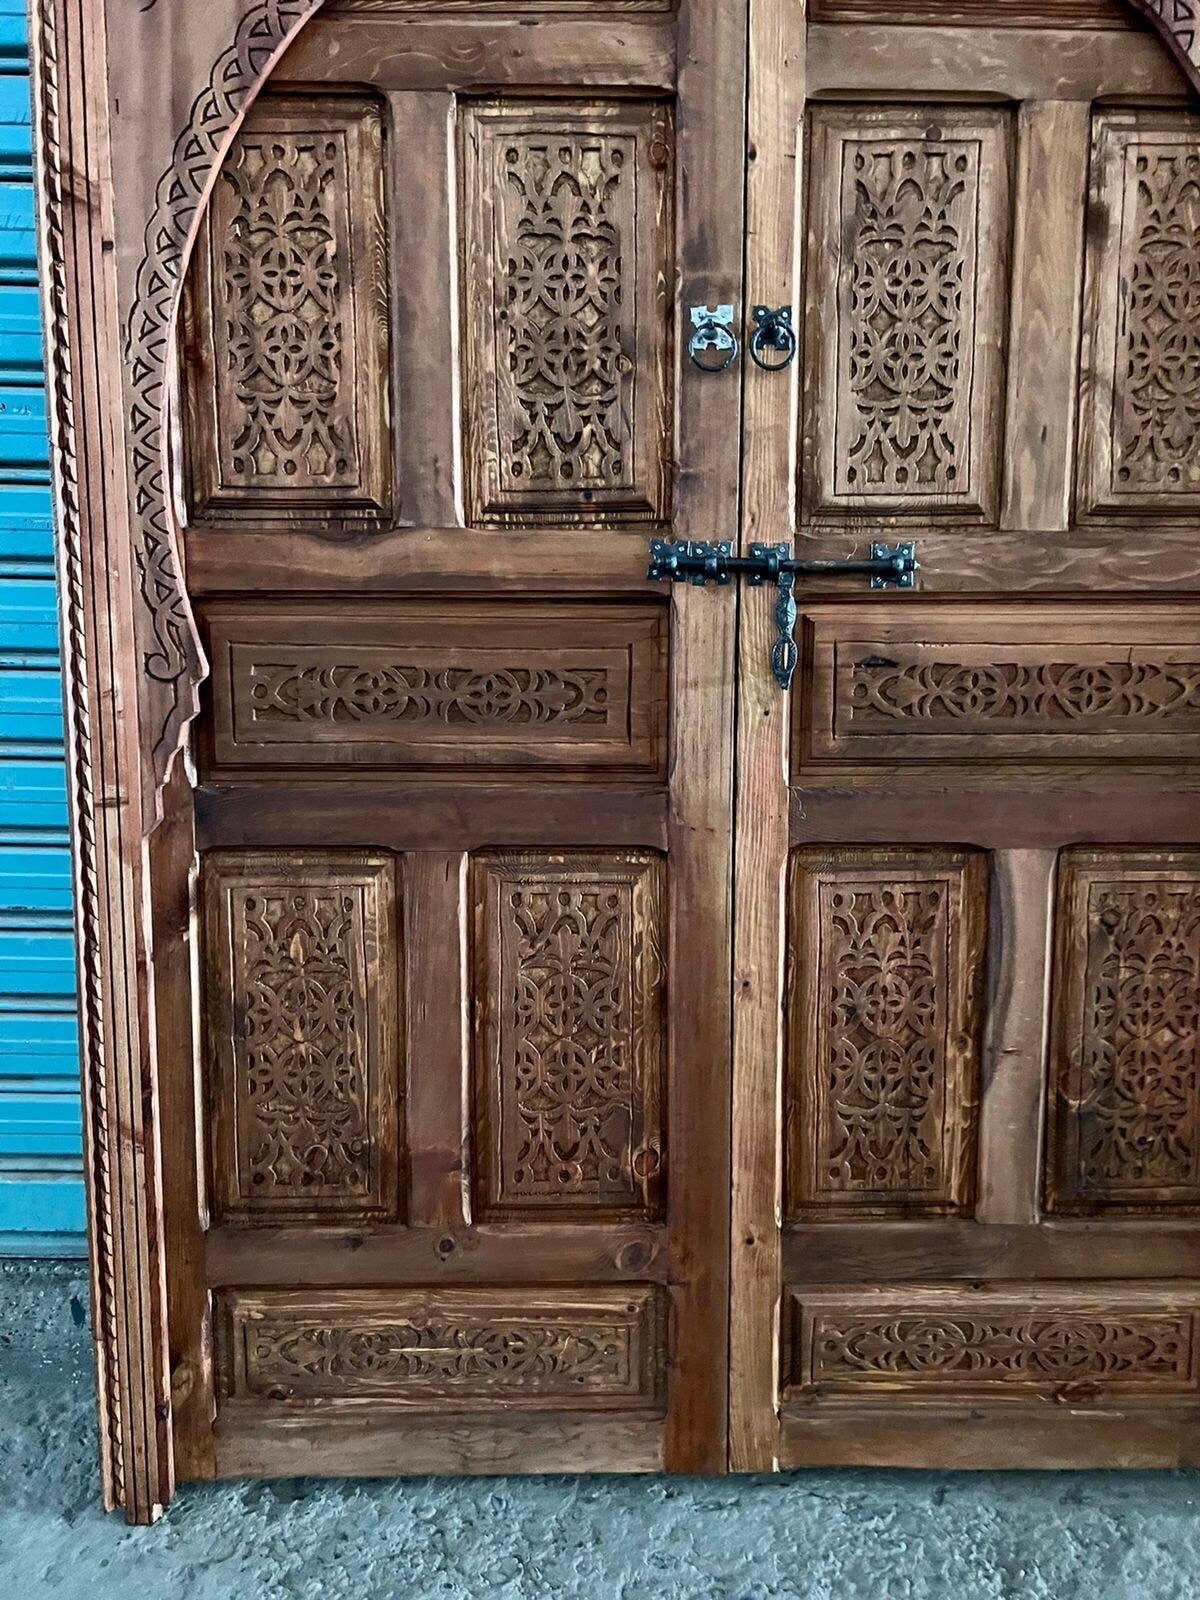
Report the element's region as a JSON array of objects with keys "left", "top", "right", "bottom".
[
  {"left": 473, "top": 853, "right": 665, "bottom": 1218},
  {"left": 798, "top": 604, "right": 1200, "bottom": 770},
  {"left": 802, "top": 106, "right": 1011, "bottom": 524},
  {"left": 202, "top": 601, "right": 666, "bottom": 778},
  {"left": 202, "top": 851, "right": 400, "bottom": 1223},
  {"left": 216, "top": 1286, "right": 665, "bottom": 1410},
  {"left": 461, "top": 101, "right": 673, "bottom": 527},
  {"left": 184, "top": 95, "right": 391, "bottom": 529},
  {"left": 1048, "top": 850, "right": 1200, "bottom": 1214},
  {"left": 785, "top": 1286, "right": 1200, "bottom": 1398},
  {"left": 786, "top": 848, "right": 985, "bottom": 1217},
  {"left": 1079, "top": 112, "right": 1200, "bottom": 520}
]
